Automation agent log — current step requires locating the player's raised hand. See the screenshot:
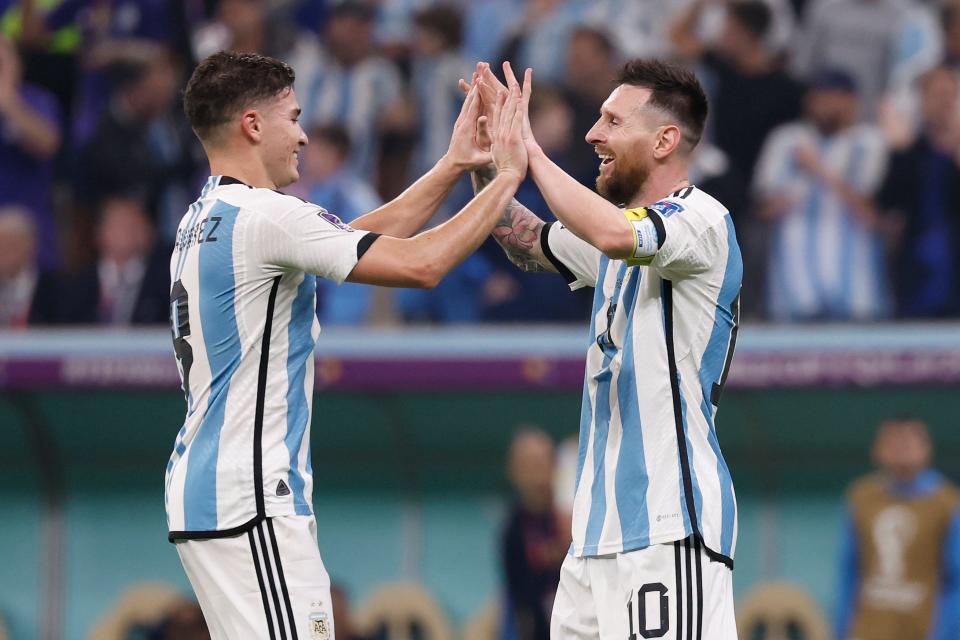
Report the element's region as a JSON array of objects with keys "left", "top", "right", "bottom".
[
  {"left": 445, "top": 76, "right": 493, "bottom": 170},
  {"left": 490, "top": 77, "right": 528, "bottom": 182},
  {"left": 502, "top": 62, "right": 534, "bottom": 149}
]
